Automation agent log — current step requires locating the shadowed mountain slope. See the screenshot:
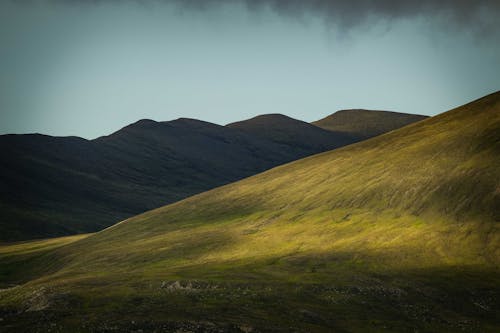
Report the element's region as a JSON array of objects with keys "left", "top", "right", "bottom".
[
  {"left": 1, "top": 92, "right": 498, "bottom": 331},
  {"left": 1, "top": 110, "right": 426, "bottom": 242},
  {"left": 1, "top": 113, "right": 378, "bottom": 242},
  {"left": 227, "top": 113, "right": 359, "bottom": 156},
  {"left": 313, "top": 109, "right": 428, "bottom": 138},
  {"left": 0, "top": 118, "right": 300, "bottom": 241}
]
